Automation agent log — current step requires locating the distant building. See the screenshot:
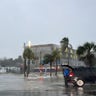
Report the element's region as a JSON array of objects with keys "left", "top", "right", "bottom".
[
  {"left": 31, "top": 44, "right": 60, "bottom": 66},
  {"left": 30, "top": 43, "right": 85, "bottom": 67},
  {"left": 60, "top": 47, "right": 85, "bottom": 67}
]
